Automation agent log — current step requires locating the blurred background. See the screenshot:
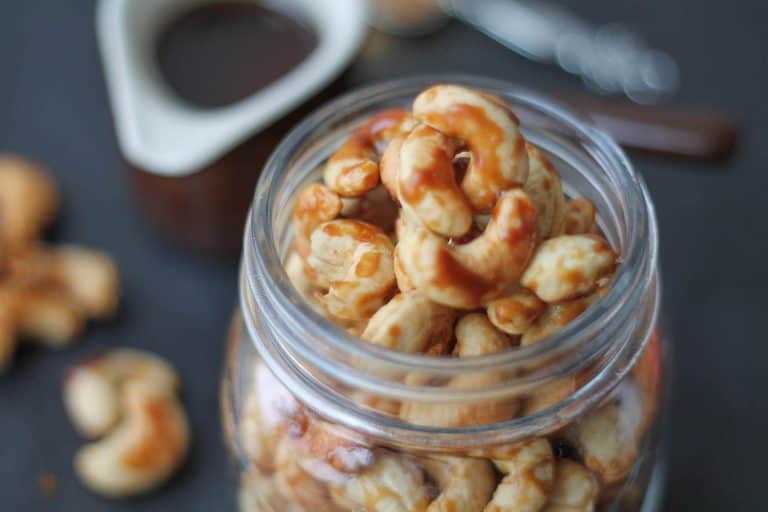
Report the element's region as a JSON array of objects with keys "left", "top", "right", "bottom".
[{"left": 0, "top": 0, "right": 766, "bottom": 510}]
